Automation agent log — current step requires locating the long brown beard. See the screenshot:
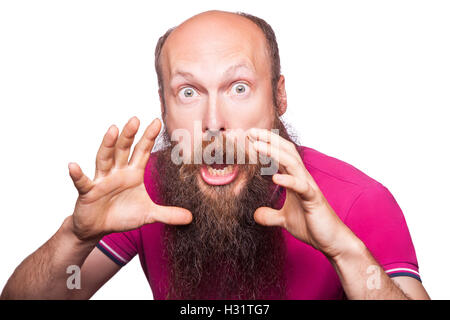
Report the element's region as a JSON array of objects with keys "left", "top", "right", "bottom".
[{"left": 154, "top": 117, "right": 293, "bottom": 299}]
